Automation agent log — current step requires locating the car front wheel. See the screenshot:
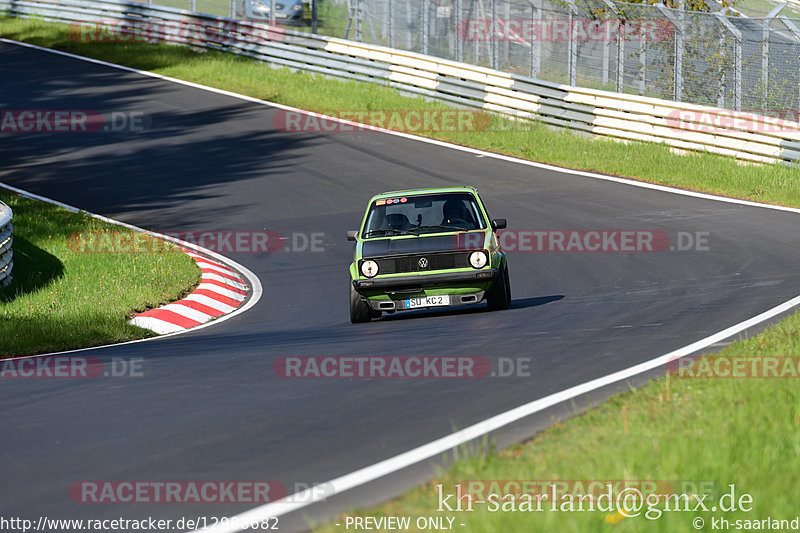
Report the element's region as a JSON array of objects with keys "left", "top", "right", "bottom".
[
  {"left": 350, "top": 283, "right": 379, "bottom": 323},
  {"left": 486, "top": 263, "right": 511, "bottom": 311}
]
